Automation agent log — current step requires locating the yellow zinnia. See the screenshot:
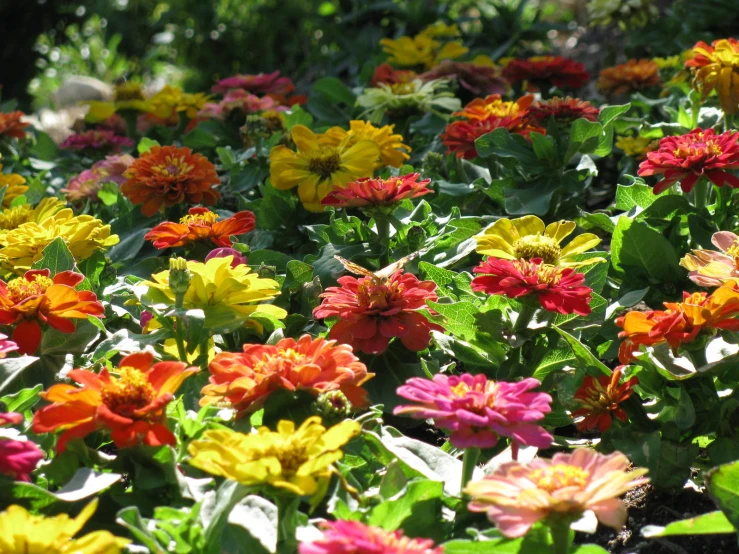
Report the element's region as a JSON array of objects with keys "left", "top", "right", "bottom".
[
  {"left": 0, "top": 164, "right": 28, "bottom": 209},
  {"left": 615, "top": 135, "right": 659, "bottom": 160},
  {"left": 269, "top": 125, "right": 379, "bottom": 212},
  {"left": 0, "top": 197, "right": 66, "bottom": 239},
  {"left": 319, "top": 120, "right": 411, "bottom": 168},
  {"left": 140, "top": 255, "right": 287, "bottom": 329},
  {"left": 147, "top": 85, "right": 210, "bottom": 121},
  {"left": 86, "top": 81, "right": 152, "bottom": 122},
  {"left": 0, "top": 208, "right": 119, "bottom": 273},
  {"left": 687, "top": 39, "right": 739, "bottom": 114},
  {"left": 188, "top": 416, "right": 360, "bottom": 498},
  {"left": 475, "top": 215, "right": 604, "bottom": 268},
  {"left": 380, "top": 34, "right": 468, "bottom": 69},
  {"left": 0, "top": 499, "right": 129, "bottom": 554}
]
